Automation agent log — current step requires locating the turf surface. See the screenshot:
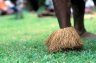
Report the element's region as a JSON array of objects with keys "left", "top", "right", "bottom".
[{"left": 0, "top": 13, "right": 96, "bottom": 63}]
